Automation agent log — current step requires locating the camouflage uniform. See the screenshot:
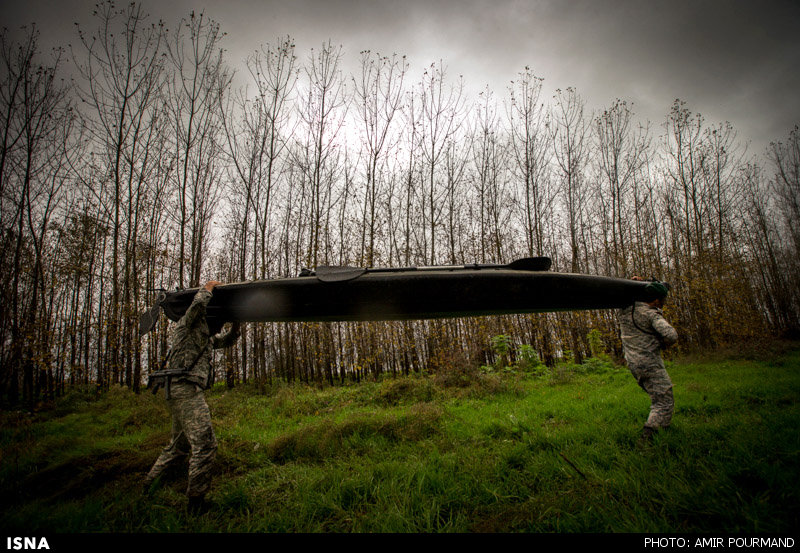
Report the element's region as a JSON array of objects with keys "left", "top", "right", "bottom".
[
  {"left": 617, "top": 301, "right": 678, "bottom": 431},
  {"left": 145, "top": 289, "right": 240, "bottom": 499}
]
